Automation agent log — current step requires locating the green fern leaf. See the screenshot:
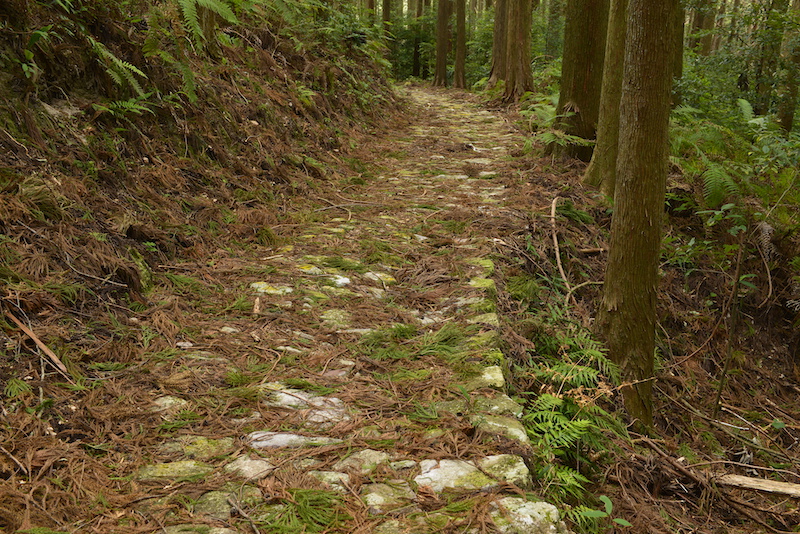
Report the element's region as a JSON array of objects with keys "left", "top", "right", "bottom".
[
  {"left": 737, "top": 98, "right": 754, "bottom": 122},
  {"left": 702, "top": 163, "right": 737, "bottom": 208}
]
